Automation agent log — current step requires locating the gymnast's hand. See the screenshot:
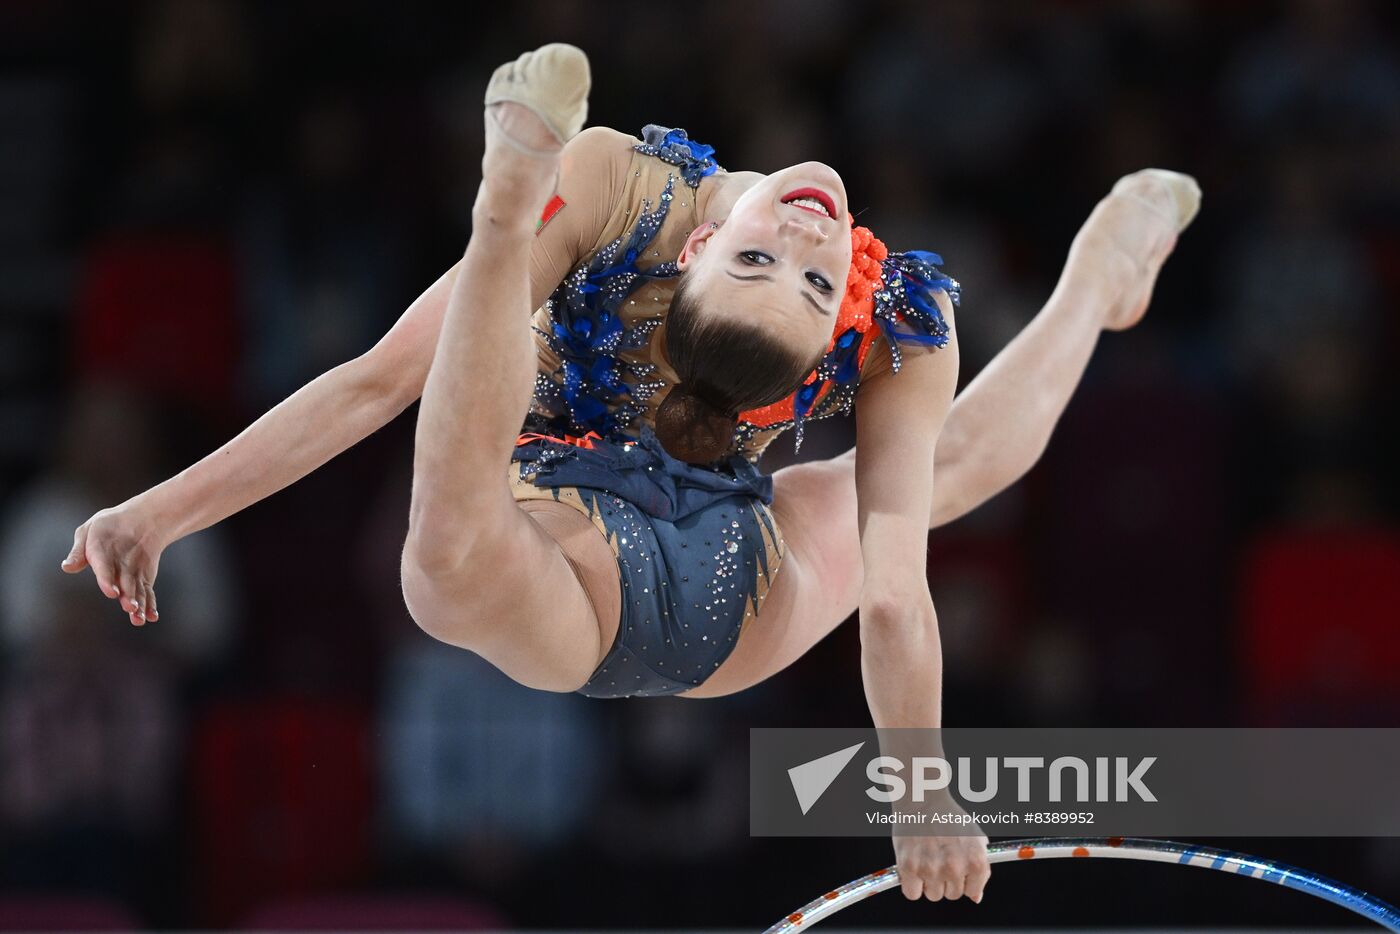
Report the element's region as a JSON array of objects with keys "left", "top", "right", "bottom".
[
  {"left": 61, "top": 500, "right": 167, "bottom": 626},
  {"left": 892, "top": 811, "right": 991, "bottom": 903}
]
